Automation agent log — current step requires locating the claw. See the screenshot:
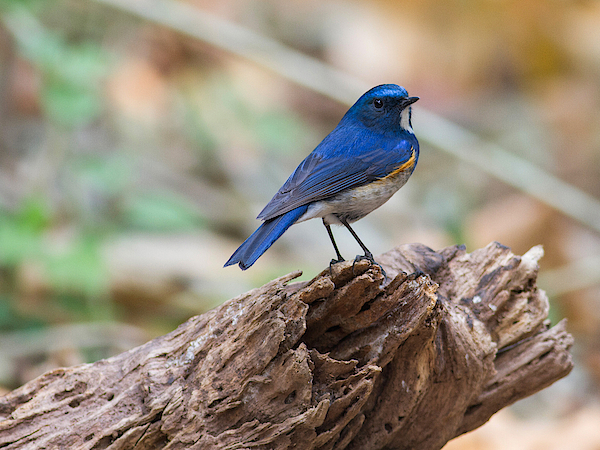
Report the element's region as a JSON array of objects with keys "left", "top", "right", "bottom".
[
  {"left": 412, "top": 268, "right": 425, "bottom": 278},
  {"left": 352, "top": 252, "right": 387, "bottom": 280},
  {"left": 329, "top": 257, "right": 345, "bottom": 275}
]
